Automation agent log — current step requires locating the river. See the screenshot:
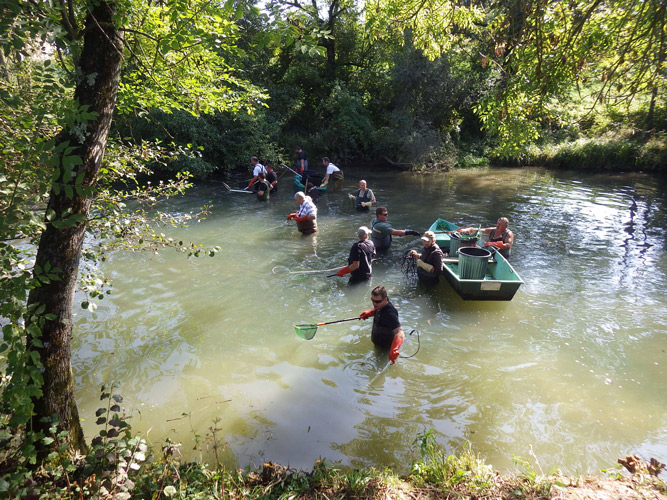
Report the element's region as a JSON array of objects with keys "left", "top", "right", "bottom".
[{"left": 72, "top": 167, "right": 667, "bottom": 475}]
